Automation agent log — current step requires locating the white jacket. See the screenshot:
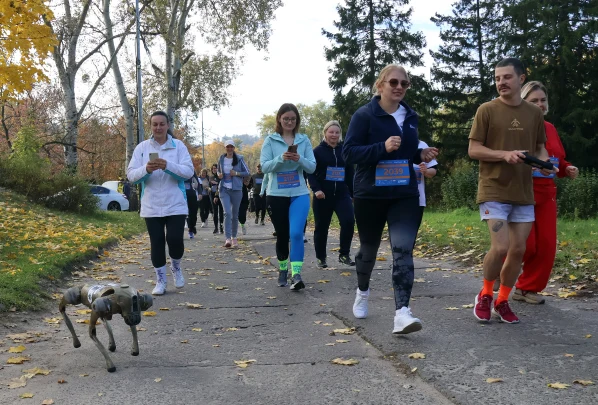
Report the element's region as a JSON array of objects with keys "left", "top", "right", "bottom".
[{"left": 127, "top": 135, "right": 194, "bottom": 218}]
